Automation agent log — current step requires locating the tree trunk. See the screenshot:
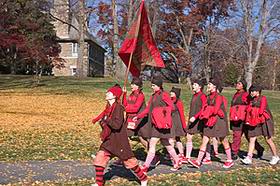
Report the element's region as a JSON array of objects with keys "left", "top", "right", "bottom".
[
  {"left": 127, "top": 0, "right": 134, "bottom": 27},
  {"left": 271, "top": 59, "right": 277, "bottom": 90},
  {"left": 112, "top": 0, "right": 126, "bottom": 80},
  {"left": 244, "top": 63, "right": 254, "bottom": 89},
  {"left": 151, "top": 0, "right": 160, "bottom": 37},
  {"left": 242, "top": 0, "right": 268, "bottom": 89},
  {"left": 10, "top": 60, "right": 16, "bottom": 74},
  {"left": 9, "top": 46, "right": 17, "bottom": 74},
  {"left": 33, "top": 60, "right": 41, "bottom": 86},
  {"left": 77, "top": 0, "right": 86, "bottom": 78},
  {"left": 203, "top": 29, "right": 211, "bottom": 83}
]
